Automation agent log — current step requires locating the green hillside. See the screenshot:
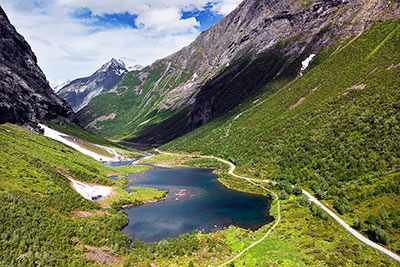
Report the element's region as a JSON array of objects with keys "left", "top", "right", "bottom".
[
  {"left": 164, "top": 20, "right": 400, "bottom": 253},
  {"left": 77, "top": 59, "right": 198, "bottom": 139},
  {"left": 0, "top": 123, "right": 160, "bottom": 265}
]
